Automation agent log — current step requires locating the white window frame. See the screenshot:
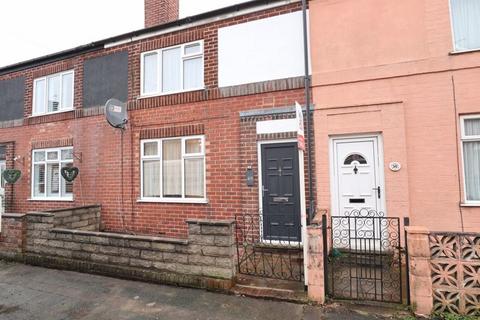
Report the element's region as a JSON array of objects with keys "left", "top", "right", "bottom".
[
  {"left": 449, "top": 0, "right": 480, "bottom": 53},
  {"left": 460, "top": 115, "right": 480, "bottom": 205},
  {"left": 30, "top": 146, "right": 74, "bottom": 201},
  {"left": 140, "top": 135, "right": 207, "bottom": 203},
  {"left": 140, "top": 40, "right": 204, "bottom": 97},
  {"left": 32, "top": 70, "right": 75, "bottom": 116},
  {"left": 0, "top": 160, "right": 5, "bottom": 190}
]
